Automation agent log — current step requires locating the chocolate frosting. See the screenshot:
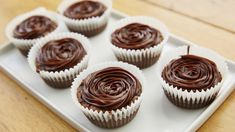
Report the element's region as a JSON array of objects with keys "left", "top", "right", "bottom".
[
  {"left": 111, "top": 23, "right": 163, "bottom": 50},
  {"left": 13, "top": 16, "right": 57, "bottom": 39},
  {"left": 63, "top": 0, "right": 106, "bottom": 20},
  {"left": 36, "top": 38, "right": 86, "bottom": 72},
  {"left": 77, "top": 67, "right": 142, "bottom": 111},
  {"left": 162, "top": 54, "right": 222, "bottom": 91}
]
